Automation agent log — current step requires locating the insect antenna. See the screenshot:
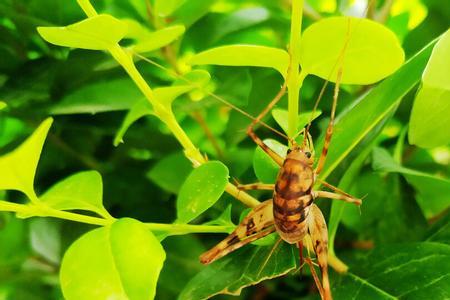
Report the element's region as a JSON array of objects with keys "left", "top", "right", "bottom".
[{"left": 132, "top": 50, "right": 289, "bottom": 140}]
